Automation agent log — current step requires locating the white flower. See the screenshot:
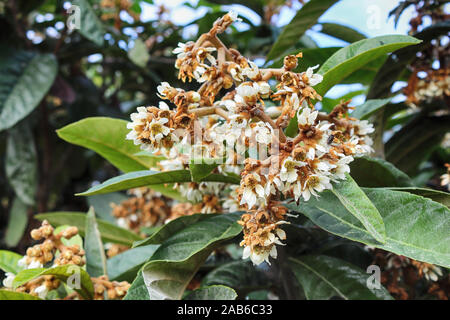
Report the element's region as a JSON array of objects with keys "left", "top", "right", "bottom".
[
  {"left": 34, "top": 284, "right": 49, "bottom": 299},
  {"left": 2, "top": 272, "right": 15, "bottom": 288},
  {"left": 255, "top": 81, "right": 271, "bottom": 97},
  {"left": 160, "top": 159, "right": 185, "bottom": 171},
  {"left": 229, "top": 64, "right": 244, "bottom": 81},
  {"left": 173, "top": 42, "right": 188, "bottom": 59},
  {"left": 240, "top": 173, "right": 266, "bottom": 209},
  {"left": 193, "top": 65, "right": 207, "bottom": 82},
  {"left": 305, "top": 65, "right": 323, "bottom": 86},
  {"left": 441, "top": 173, "right": 450, "bottom": 191},
  {"left": 227, "top": 10, "right": 242, "bottom": 22},
  {"left": 298, "top": 107, "right": 318, "bottom": 126},
  {"left": 280, "top": 157, "right": 305, "bottom": 183},
  {"left": 28, "top": 259, "right": 43, "bottom": 269},
  {"left": 301, "top": 174, "right": 332, "bottom": 201},
  {"left": 157, "top": 82, "right": 172, "bottom": 98},
  {"left": 222, "top": 186, "right": 240, "bottom": 212},
  {"left": 353, "top": 119, "right": 375, "bottom": 135},
  {"left": 331, "top": 155, "right": 353, "bottom": 180},
  {"left": 217, "top": 99, "right": 237, "bottom": 113},
  {"left": 265, "top": 106, "right": 281, "bottom": 118},
  {"left": 245, "top": 122, "right": 273, "bottom": 145},
  {"left": 17, "top": 256, "right": 28, "bottom": 268},
  {"left": 242, "top": 61, "right": 260, "bottom": 80},
  {"left": 423, "top": 265, "right": 443, "bottom": 282},
  {"left": 148, "top": 118, "right": 171, "bottom": 142},
  {"left": 235, "top": 83, "right": 259, "bottom": 104}
]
